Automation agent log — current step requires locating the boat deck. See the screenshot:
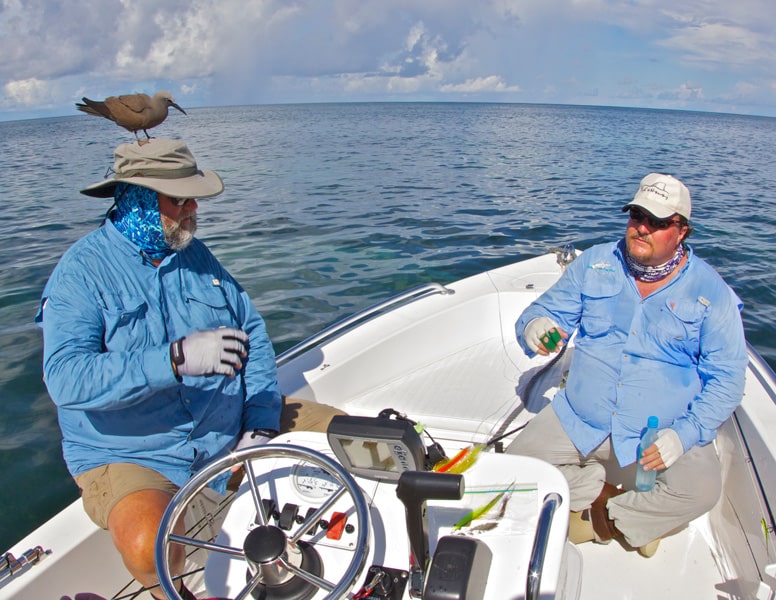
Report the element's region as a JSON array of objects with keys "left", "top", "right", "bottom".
[
  {"left": 577, "top": 517, "right": 730, "bottom": 599},
  {"left": 329, "top": 339, "right": 740, "bottom": 599},
  {"left": 274, "top": 252, "right": 767, "bottom": 598}
]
